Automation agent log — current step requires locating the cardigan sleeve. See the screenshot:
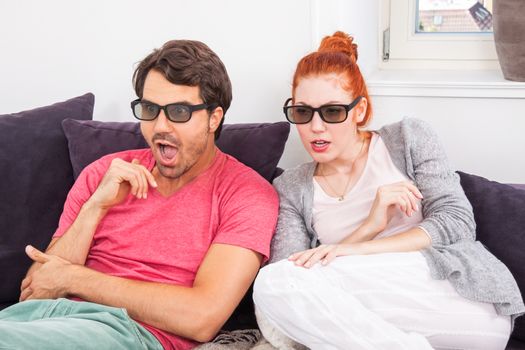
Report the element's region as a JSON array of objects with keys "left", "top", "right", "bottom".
[
  {"left": 403, "top": 118, "right": 476, "bottom": 246},
  {"left": 269, "top": 171, "right": 312, "bottom": 264}
]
